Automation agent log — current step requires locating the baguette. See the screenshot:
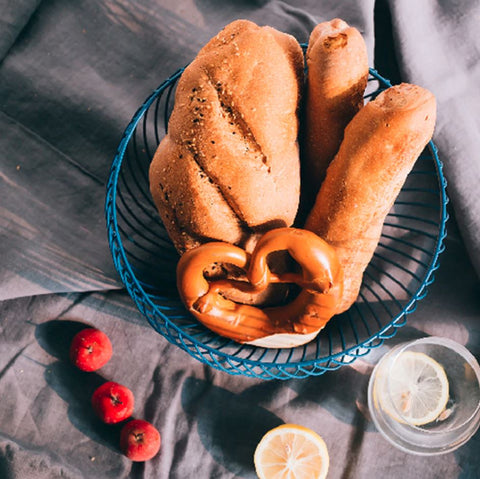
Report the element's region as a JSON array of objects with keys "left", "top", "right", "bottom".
[
  {"left": 301, "top": 19, "right": 369, "bottom": 213},
  {"left": 305, "top": 83, "right": 437, "bottom": 313}
]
